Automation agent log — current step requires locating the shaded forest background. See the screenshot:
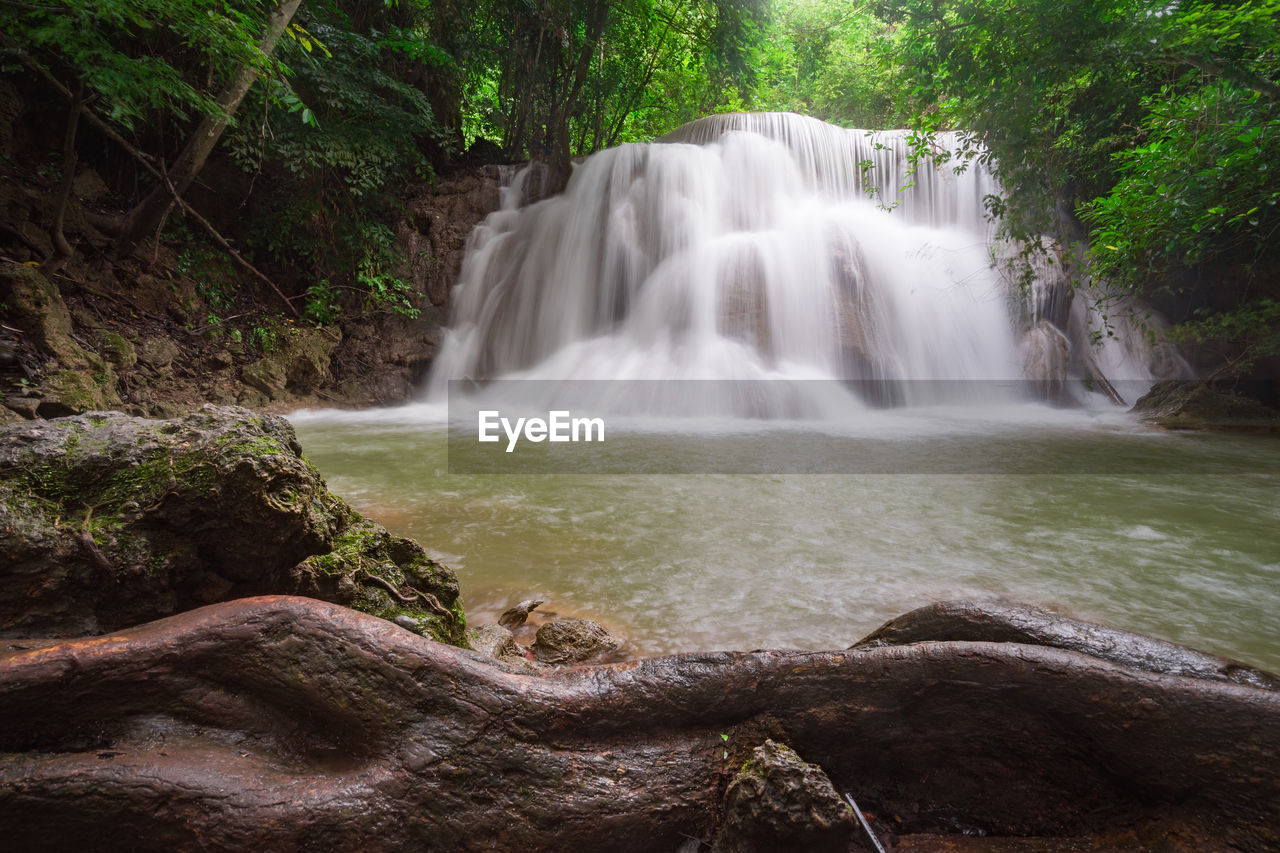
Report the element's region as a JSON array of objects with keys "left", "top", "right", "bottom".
[{"left": 1, "top": 0, "right": 1277, "bottom": 383}]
